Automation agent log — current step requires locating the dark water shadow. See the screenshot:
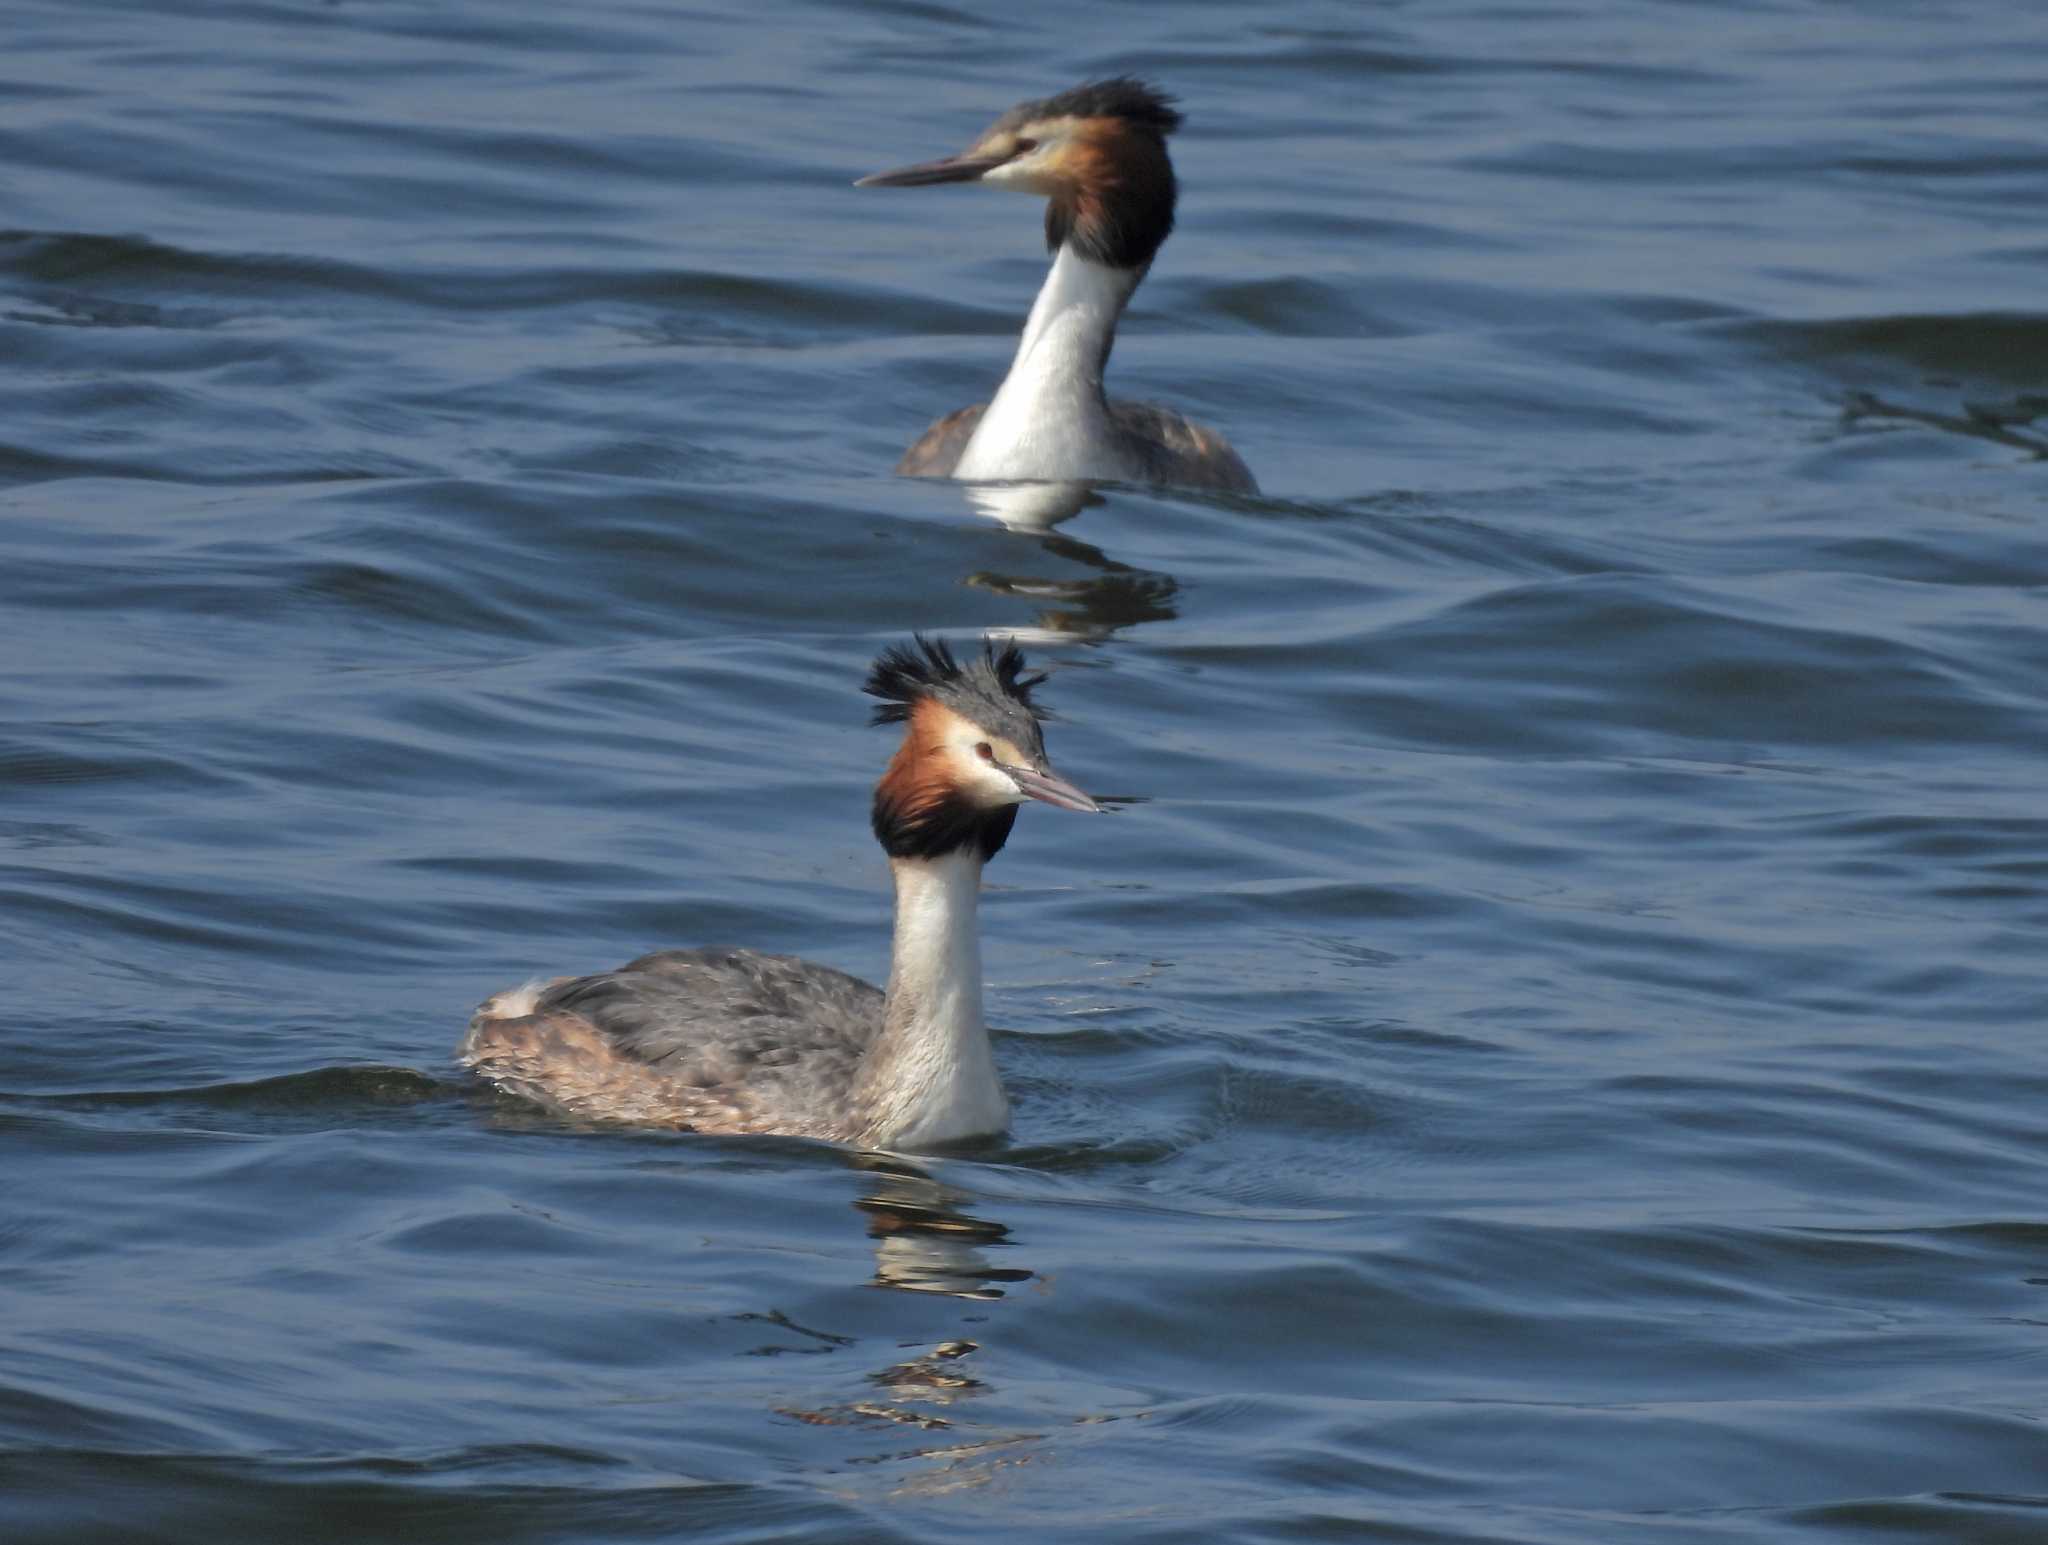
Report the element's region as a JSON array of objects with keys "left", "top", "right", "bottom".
[
  {"left": 1842, "top": 389, "right": 2048, "bottom": 459},
  {"left": 1, "top": 1064, "right": 462, "bottom": 1129}
]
